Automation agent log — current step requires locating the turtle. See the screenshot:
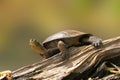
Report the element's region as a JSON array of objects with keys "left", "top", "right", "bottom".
[{"left": 29, "top": 30, "right": 102, "bottom": 59}]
